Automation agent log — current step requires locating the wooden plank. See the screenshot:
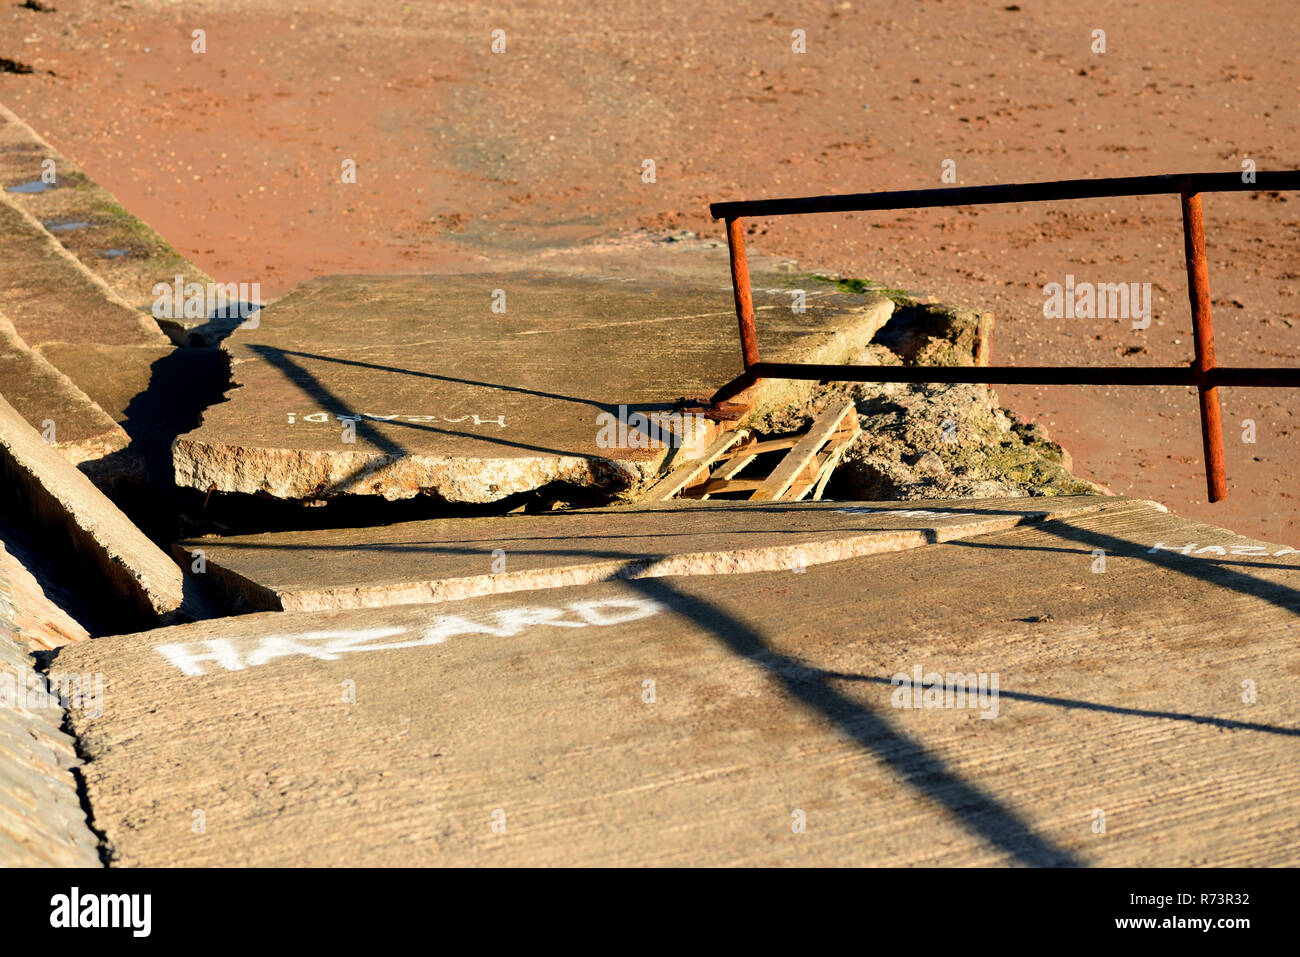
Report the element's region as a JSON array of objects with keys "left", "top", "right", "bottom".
[
  {"left": 750, "top": 400, "right": 858, "bottom": 502},
  {"left": 784, "top": 432, "right": 851, "bottom": 501},
  {"left": 682, "top": 477, "right": 767, "bottom": 496},
  {"left": 784, "top": 463, "right": 824, "bottom": 501},
  {"left": 737, "top": 436, "right": 800, "bottom": 456},
  {"left": 805, "top": 417, "right": 861, "bottom": 500},
  {"left": 643, "top": 428, "right": 748, "bottom": 501},
  {"left": 811, "top": 440, "right": 853, "bottom": 500},
  {"left": 710, "top": 434, "right": 799, "bottom": 484}
]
